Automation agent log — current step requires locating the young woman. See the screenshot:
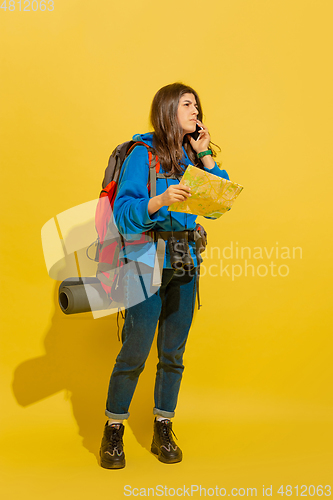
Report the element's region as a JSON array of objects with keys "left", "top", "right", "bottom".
[{"left": 99, "top": 82, "right": 229, "bottom": 469}]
